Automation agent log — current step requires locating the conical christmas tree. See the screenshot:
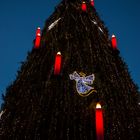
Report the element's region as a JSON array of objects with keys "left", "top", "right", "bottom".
[{"left": 0, "top": 0, "right": 140, "bottom": 139}]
